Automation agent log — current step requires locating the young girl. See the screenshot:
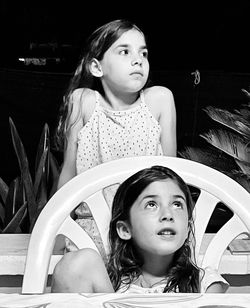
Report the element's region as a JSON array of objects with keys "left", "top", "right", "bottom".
[
  {"left": 51, "top": 166, "right": 229, "bottom": 293},
  {"left": 54, "top": 19, "right": 177, "bottom": 252},
  {"left": 55, "top": 19, "right": 177, "bottom": 190}
]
